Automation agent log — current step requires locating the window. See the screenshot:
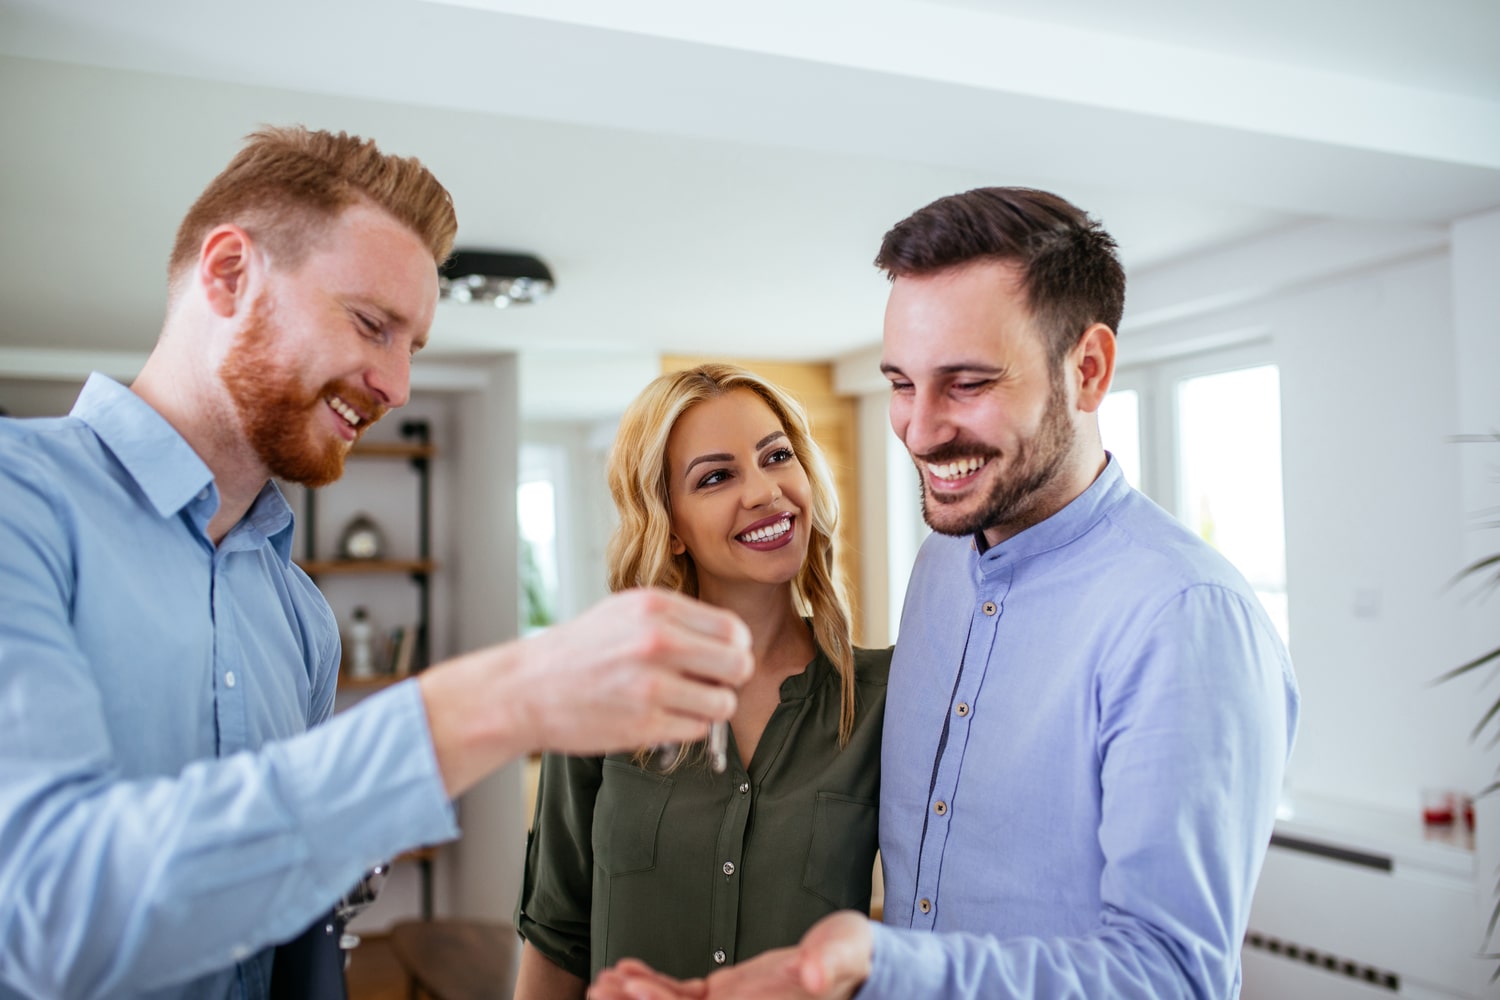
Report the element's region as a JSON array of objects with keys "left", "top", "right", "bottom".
[
  {"left": 518, "top": 444, "right": 566, "bottom": 634},
  {"left": 1097, "top": 387, "right": 1141, "bottom": 489},
  {"left": 1107, "top": 346, "right": 1290, "bottom": 645}
]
